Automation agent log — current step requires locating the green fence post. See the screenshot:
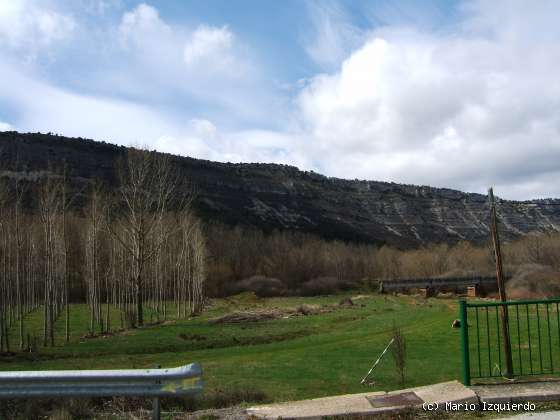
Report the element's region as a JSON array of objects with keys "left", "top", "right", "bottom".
[{"left": 460, "top": 300, "right": 471, "bottom": 386}]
